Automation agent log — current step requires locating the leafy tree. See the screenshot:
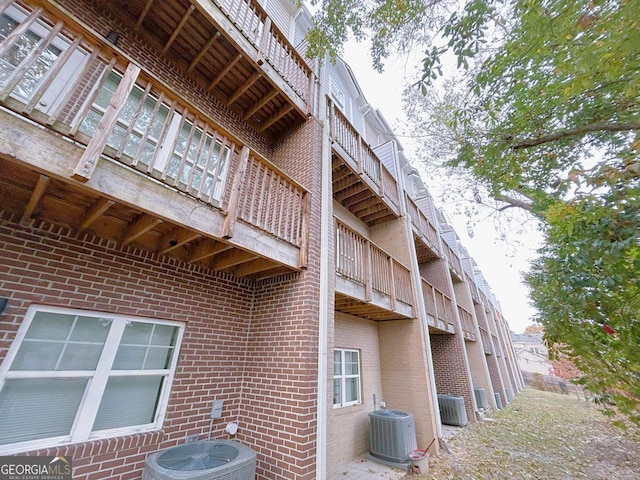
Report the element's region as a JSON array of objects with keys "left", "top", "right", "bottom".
[
  {"left": 524, "top": 324, "right": 544, "bottom": 335},
  {"left": 306, "top": 0, "right": 640, "bottom": 424}
]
